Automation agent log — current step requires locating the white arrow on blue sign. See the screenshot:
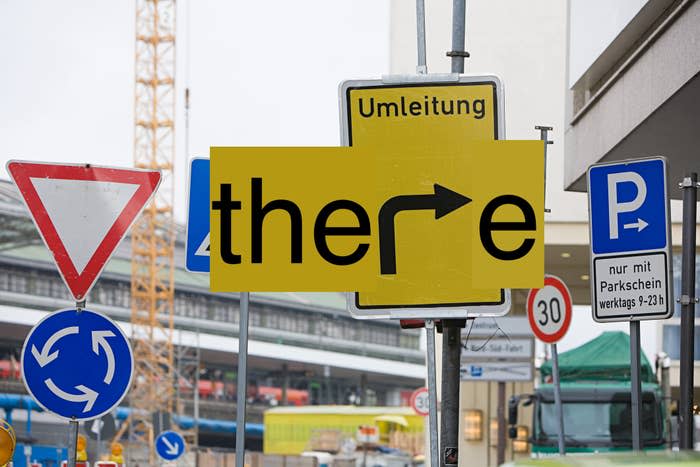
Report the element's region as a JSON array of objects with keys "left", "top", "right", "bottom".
[
  {"left": 185, "top": 157, "right": 210, "bottom": 273},
  {"left": 21, "top": 308, "right": 134, "bottom": 421},
  {"left": 155, "top": 430, "right": 185, "bottom": 461},
  {"left": 587, "top": 157, "right": 673, "bottom": 322}
]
